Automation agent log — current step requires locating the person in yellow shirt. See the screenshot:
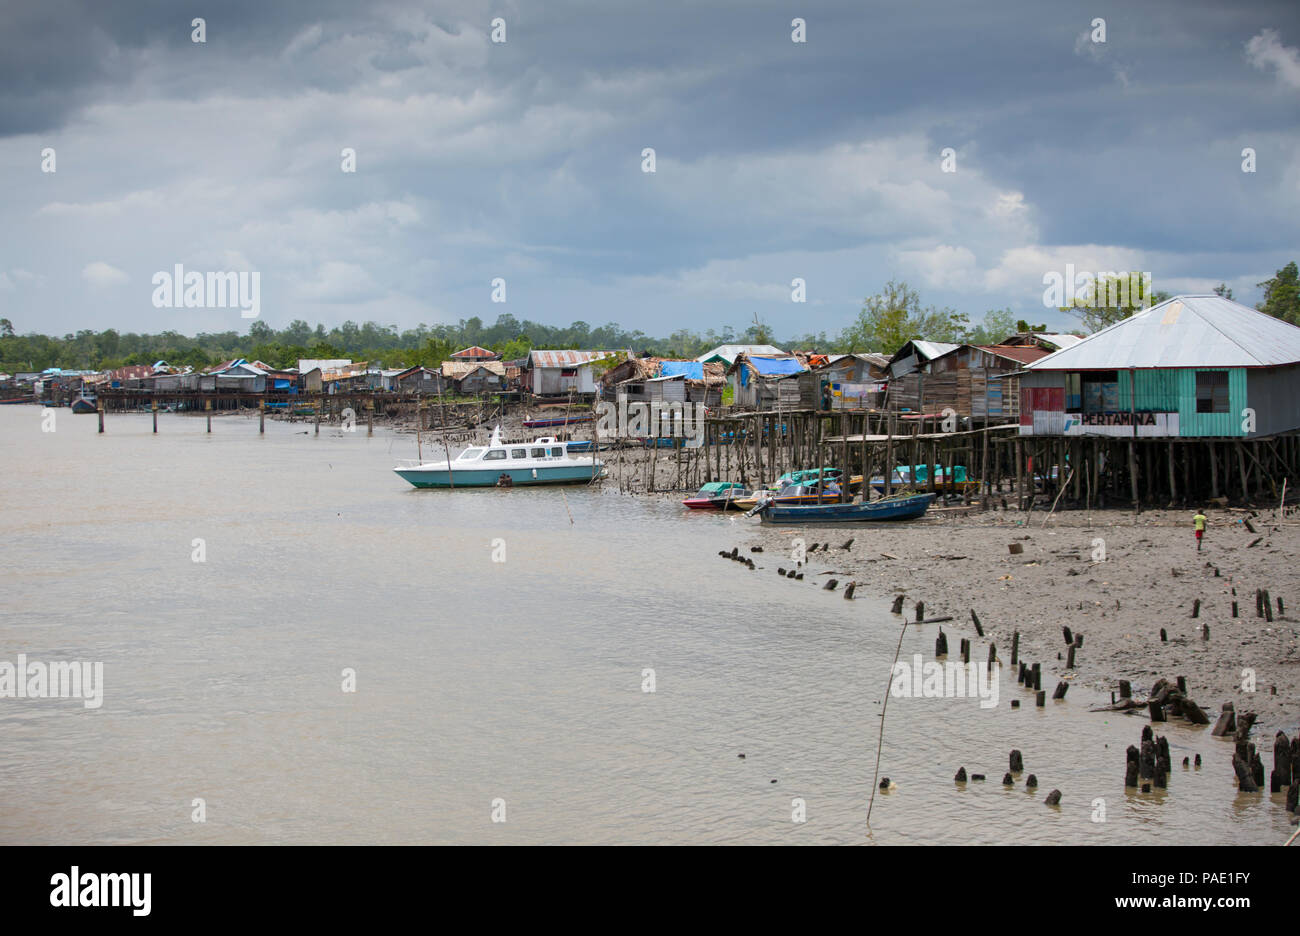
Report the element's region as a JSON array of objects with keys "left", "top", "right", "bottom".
[{"left": 1193, "top": 510, "right": 1207, "bottom": 551}]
